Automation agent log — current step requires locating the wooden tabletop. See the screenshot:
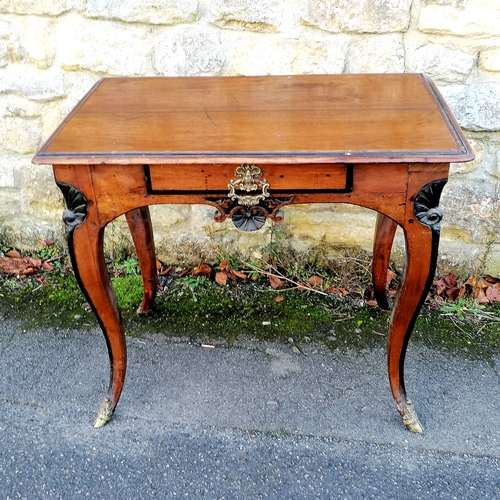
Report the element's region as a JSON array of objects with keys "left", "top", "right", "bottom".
[{"left": 33, "top": 74, "right": 473, "bottom": 165}]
